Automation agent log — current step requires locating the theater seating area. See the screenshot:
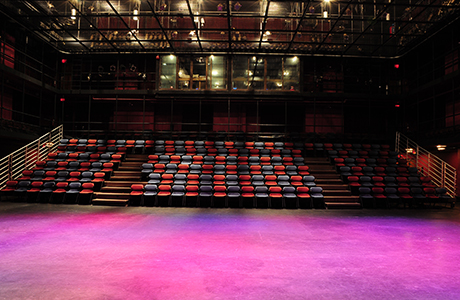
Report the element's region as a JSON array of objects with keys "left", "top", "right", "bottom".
[
  {"left": 322, "top": 144, "right": 455, "bottom": 208},
  {"left": 0, "top": 138, "right": 454, "bottom": 209},
  {"left": 131, "top": 140, "right": 320, "bottom": 209}
]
